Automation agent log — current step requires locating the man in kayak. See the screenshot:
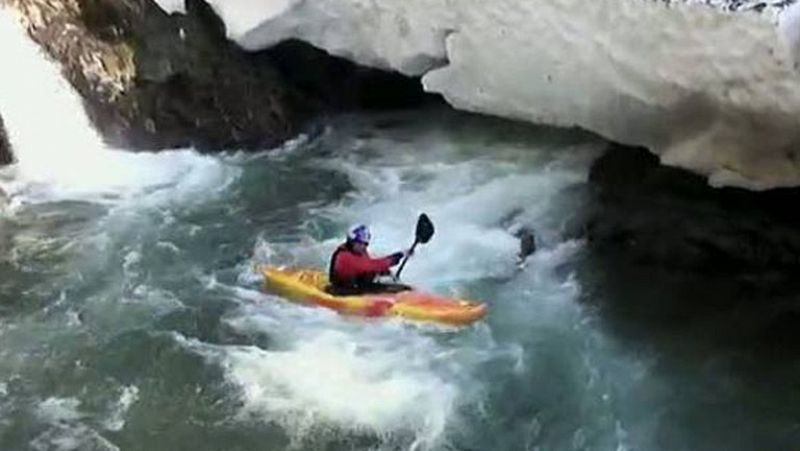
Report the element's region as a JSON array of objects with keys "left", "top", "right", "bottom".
[{"left": 327, "top": 224, "right": 411, "bottom": 295}]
